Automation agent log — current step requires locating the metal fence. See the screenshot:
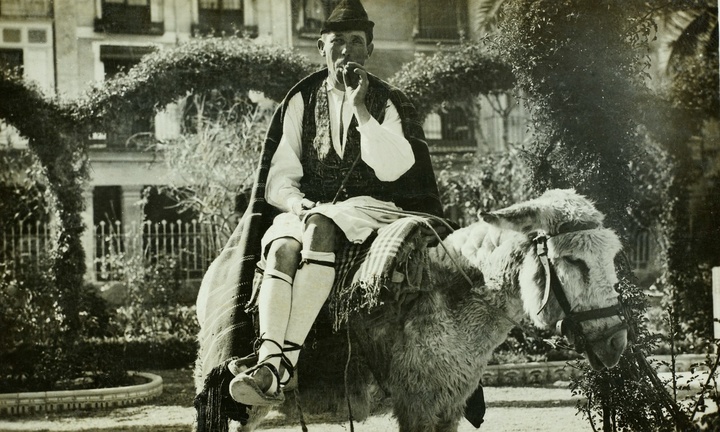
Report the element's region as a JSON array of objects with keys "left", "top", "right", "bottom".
[
  {"left": 0, "top": 221, "right": 52, "bottom": 275},
  {"left": 1, "top": 220, "right": 220, "bottom": 281},
  {"left": 94, "top": 219, "right": 220, "bottom": 281},
  {"left": 1, "top": 220, "right": 656, "bottom": 280}
]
